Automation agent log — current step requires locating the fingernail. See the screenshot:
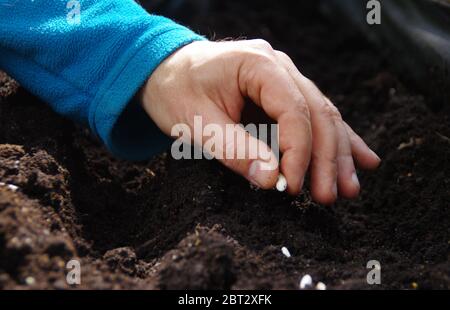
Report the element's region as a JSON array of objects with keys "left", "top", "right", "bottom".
[
  {"left": 352, "top": 172, "right": 360, "bottom": 188},
  {"left": 249, "top": 160, "right": 274, "bottom": 188},
  {"left": 332, "top": 182, "right": 338, "bottom": 198}
]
